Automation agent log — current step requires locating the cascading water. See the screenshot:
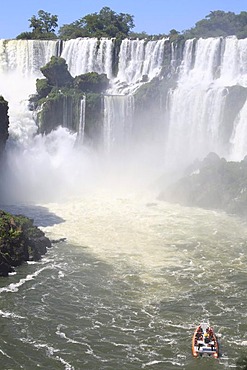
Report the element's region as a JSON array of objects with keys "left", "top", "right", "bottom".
[
  {"left": 111, "top": 38, "right": 168, "bottom": 94},
  {"left": 60, "top": 37, "right": 114, "bottom": 78},
  {"left": 165, "top": 36, "right": 247, "bottom": 169},
  {"left": 2, "top": 36, "right": 247, "bottom": 165},
  {"left": 1, "top": 37, "right": 247, "bottom": 369},
  {"left": 0, "top": 39, "right": 59, "bottom": 76},
  {"left": 103, "top": 94, "right": 134, "bottom": 153},
  {"left": 77, "top": 95, "right": 86, "bottom": 142},
  {"left": 230, "top": 99, "right": 247, "bottom": 159},
  {"left": 0, "top": 39, "right": 60, "bottom": 145}
]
